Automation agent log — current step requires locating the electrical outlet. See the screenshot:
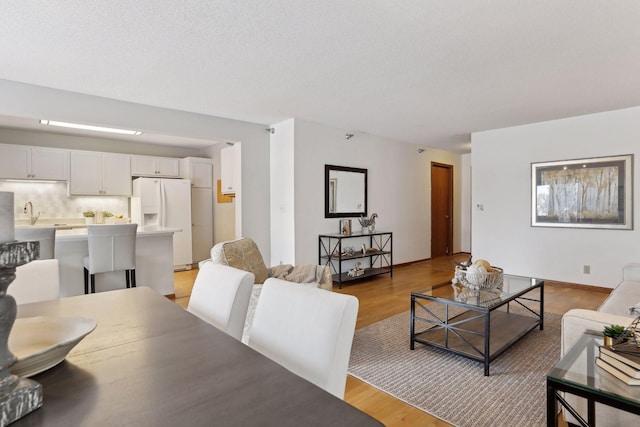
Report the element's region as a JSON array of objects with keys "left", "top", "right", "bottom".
[{"left": 583, "top": 265, "right": 591, "bottom": 274}]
